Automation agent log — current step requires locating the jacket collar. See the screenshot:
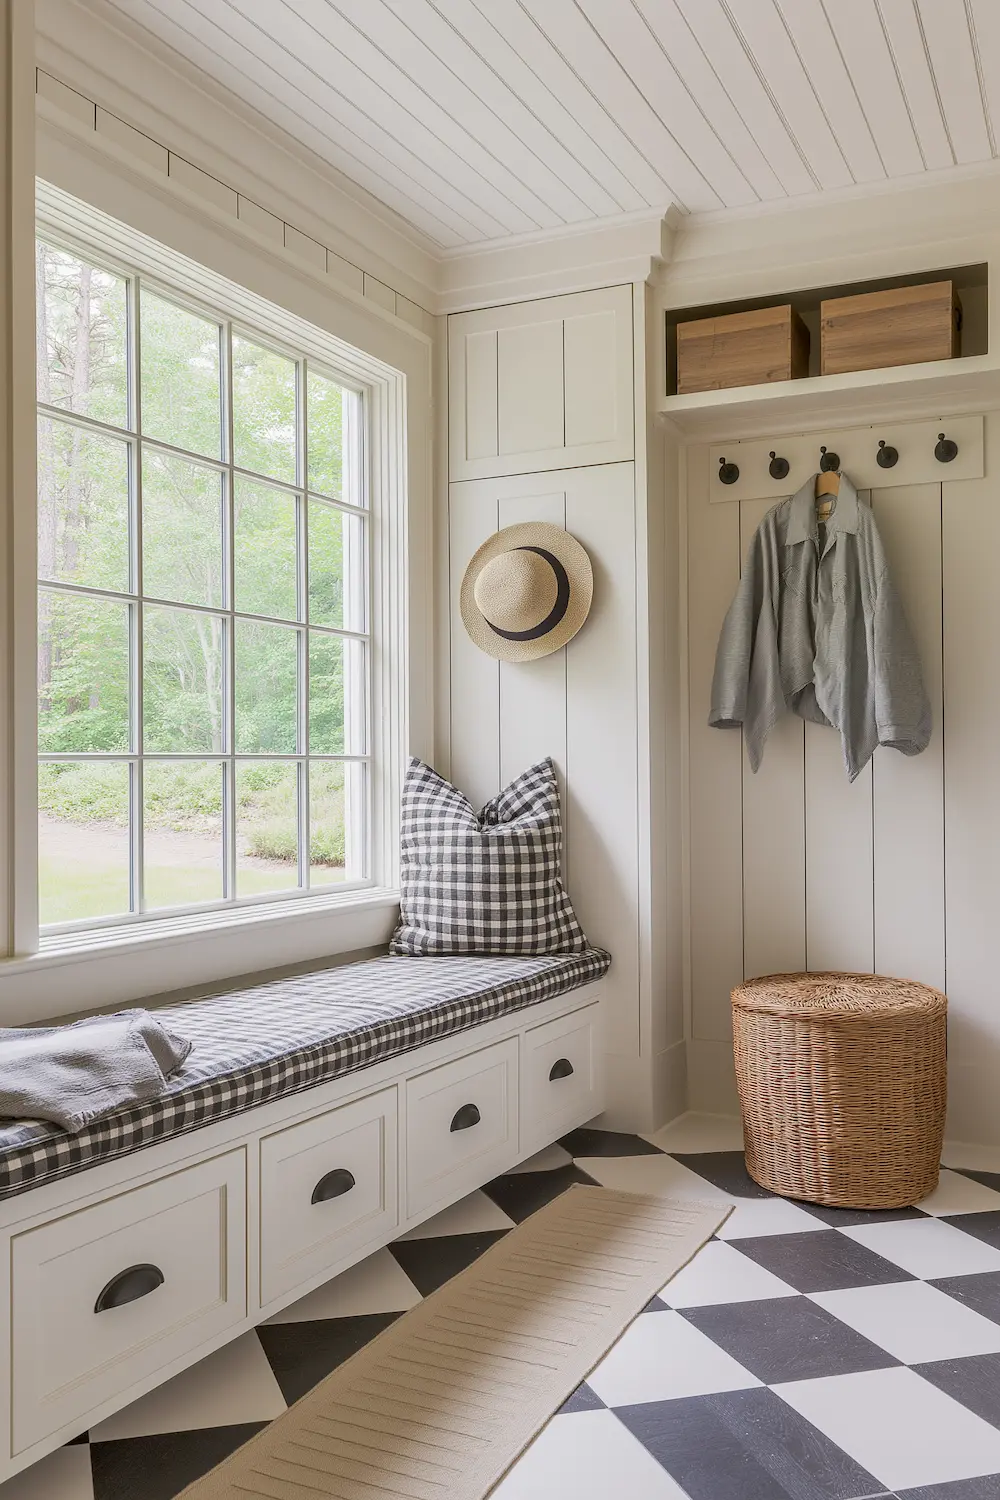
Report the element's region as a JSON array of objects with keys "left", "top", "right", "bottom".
[{"left": 785, "top": 473, "right": 859, "bottom": 546}]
